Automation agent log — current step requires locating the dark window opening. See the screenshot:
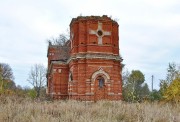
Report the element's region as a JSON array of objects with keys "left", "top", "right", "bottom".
[
  {"left": 98, "top": 77, "right": 104, "bottom": 88},
  {"left": 97, "top": 30, "right": 103, "bottom": 36},
  {"left": 69, "top": 72, "right": 73, "bottom": 81}
]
